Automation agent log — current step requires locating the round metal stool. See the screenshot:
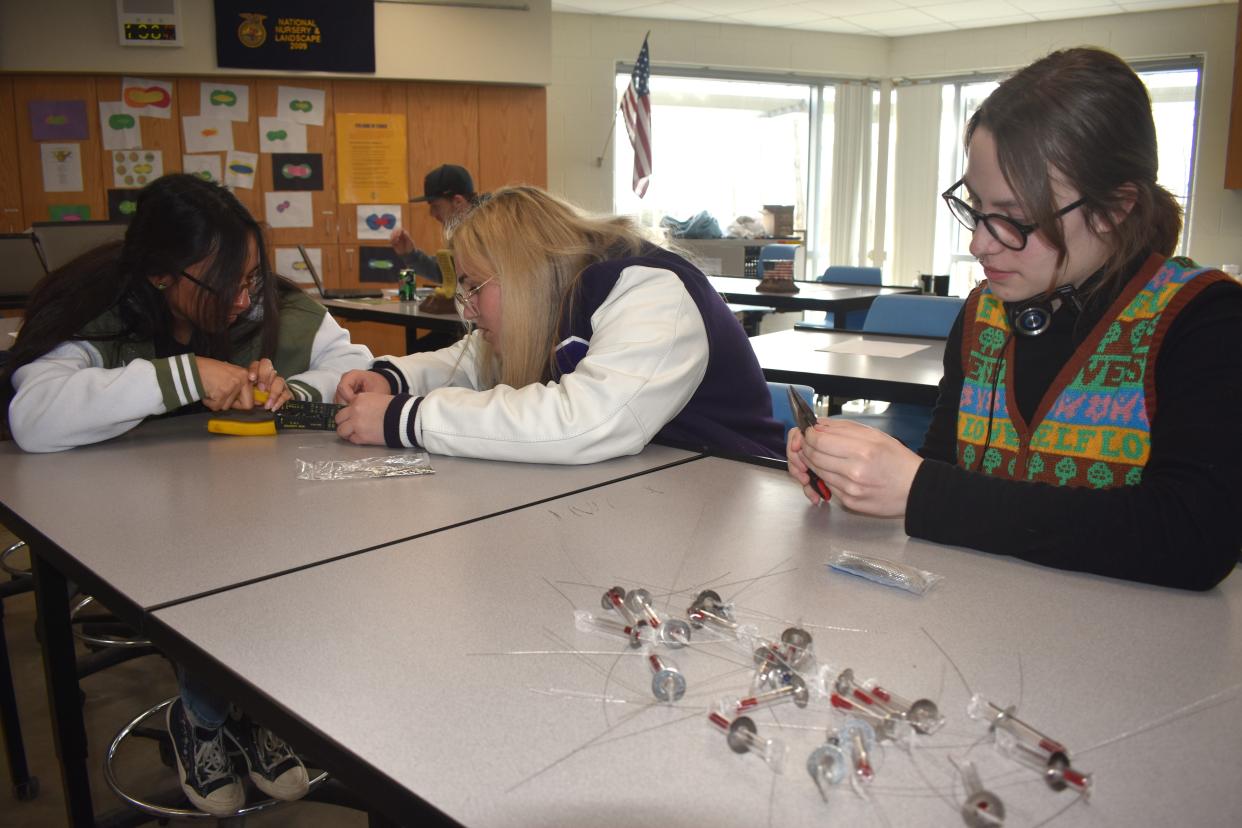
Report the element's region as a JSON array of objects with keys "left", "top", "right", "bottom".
[
  {"left": 105, "top": 696, "right": 328, "bottom": 821},
  {"left": 69, "top": 594, "right": 153, "bottom": 648},
  {"left": 0, "top": 540, "right": 29, "bottom": 577}
]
